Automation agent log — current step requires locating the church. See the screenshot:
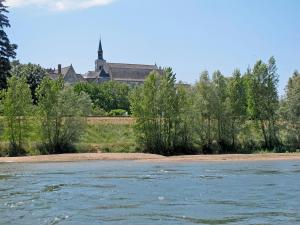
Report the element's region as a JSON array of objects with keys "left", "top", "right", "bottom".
[{"left": 48, "top": 40, "right": 159, "bottom": 85}]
